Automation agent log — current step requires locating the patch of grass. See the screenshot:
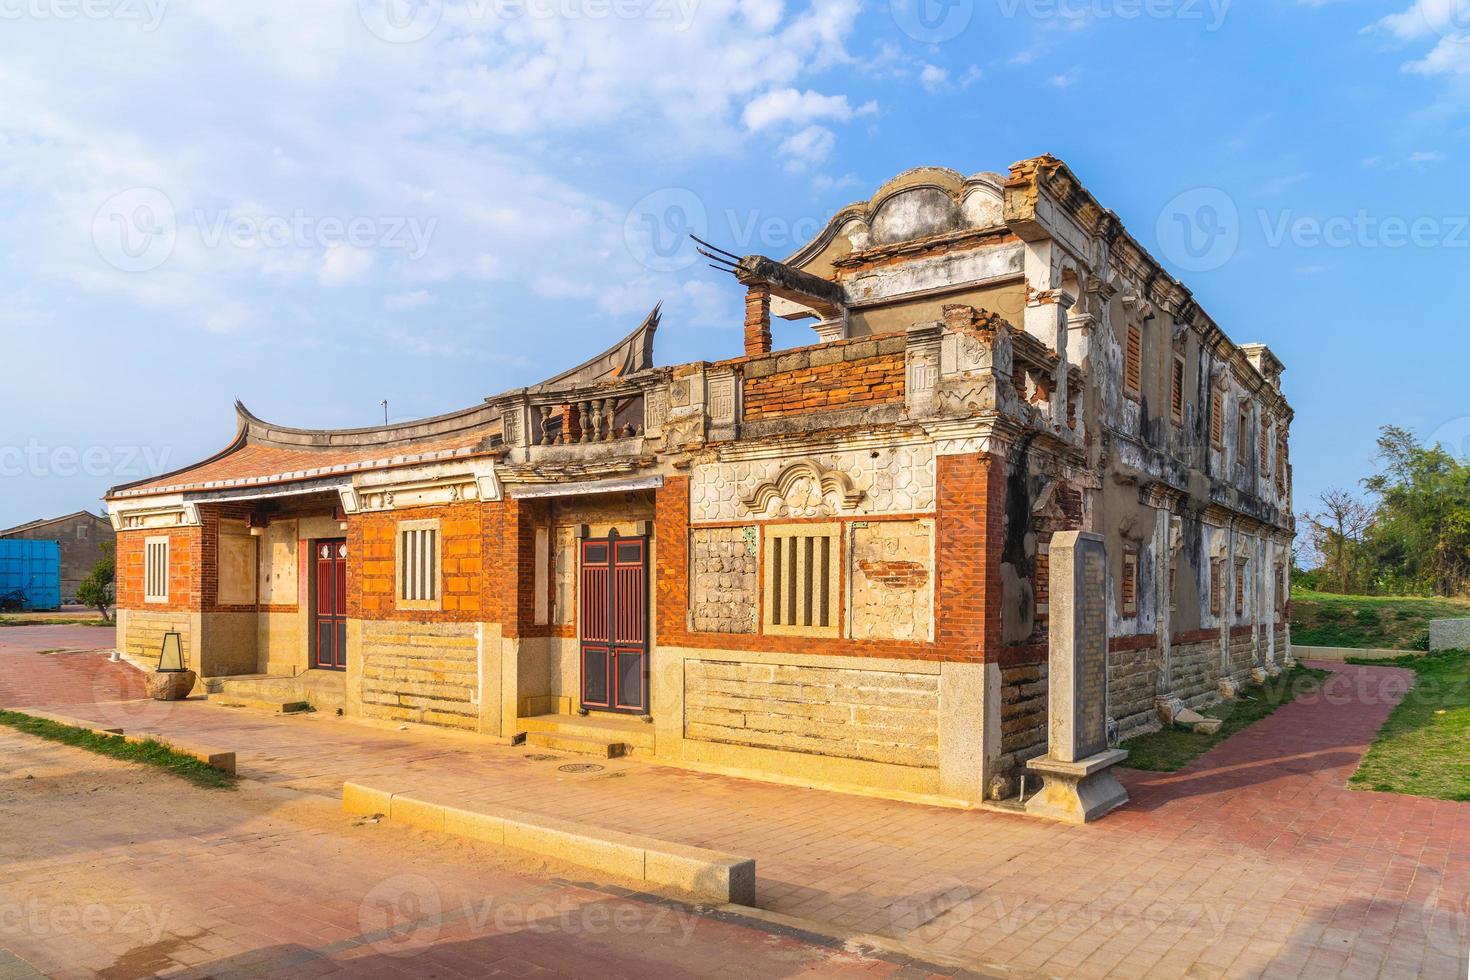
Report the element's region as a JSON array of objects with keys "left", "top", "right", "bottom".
[
  {"left": 0, "top": 709, "right": 236, "bottom": 790},
  {"left": 1348, "top": 649, "right": 1470, "bottom": 801},
  {"left": 1120, "top": 665, "right": 1330, "bottom": 772},
  {"left": 1290, "top": 588, "right": 1470, "bottom": 650},
  {"left": 0, "top": 618, "right": 112, "bottom": 627}
]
